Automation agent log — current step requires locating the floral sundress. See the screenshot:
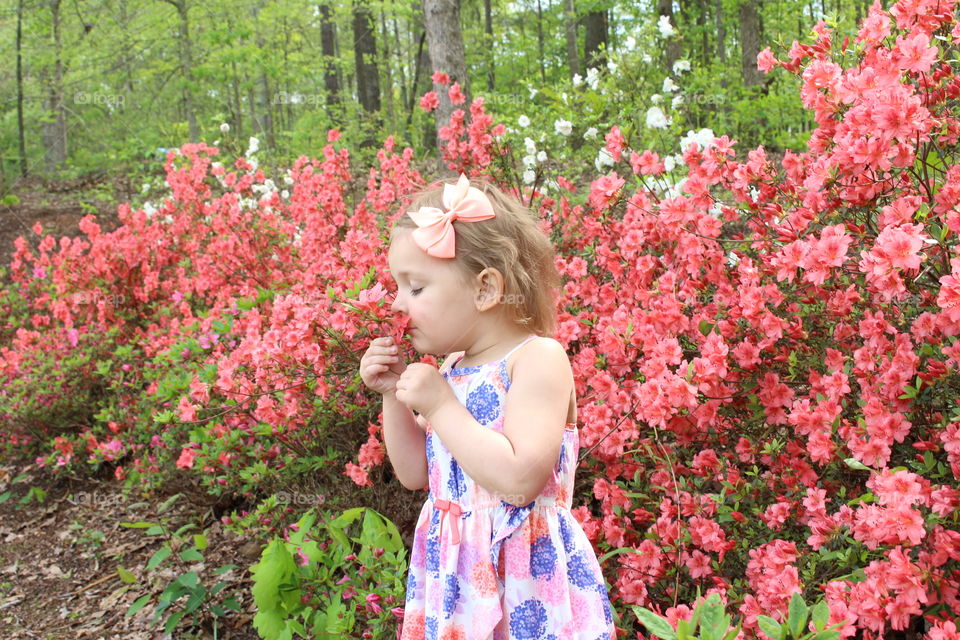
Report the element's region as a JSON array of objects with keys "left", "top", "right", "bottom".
[{"left": 400, "top": 335, "right": 617, "bottom": 640}]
